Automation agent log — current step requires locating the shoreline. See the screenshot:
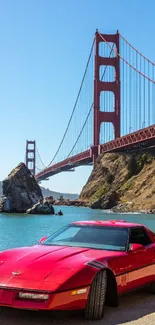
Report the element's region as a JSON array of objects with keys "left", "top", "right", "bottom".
[{"left": 53, "top": 200, "right": 155, "bottom": 215}]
